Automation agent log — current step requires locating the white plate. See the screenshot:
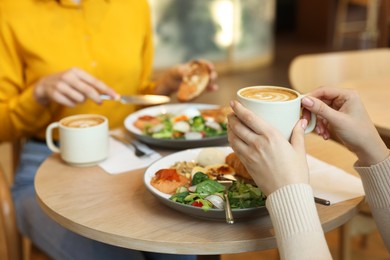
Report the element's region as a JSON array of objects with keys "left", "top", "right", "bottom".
[
  {"left": 124, "top": 103, "right": 228, "bottom": 149},
  {"left": 144, "top": 147, "right": 268, "bottom": 221}
]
